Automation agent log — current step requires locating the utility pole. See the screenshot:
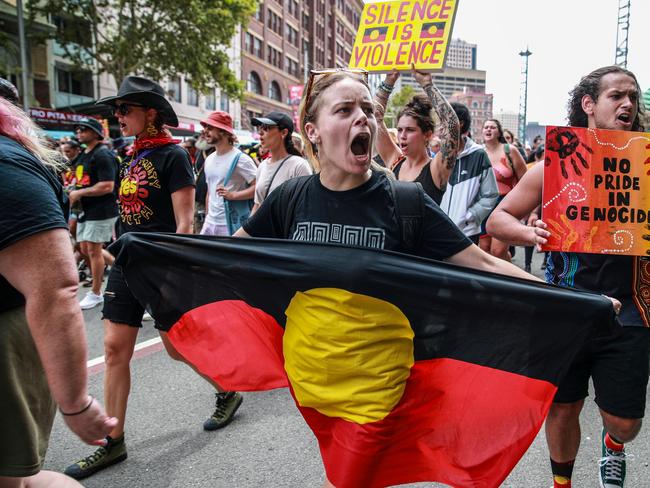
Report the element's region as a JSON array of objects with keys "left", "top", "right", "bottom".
[
  {"left": 615, "top": 0, "right": 631, "bottom": 67},
  {"left": 518, "top": 48, "right": 532, "bottom": 144},
  {"left": 16, "top": 0, "right": 29, "bottom": 111}
]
